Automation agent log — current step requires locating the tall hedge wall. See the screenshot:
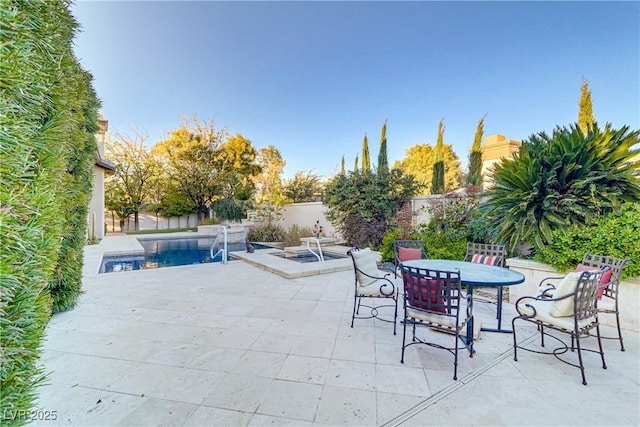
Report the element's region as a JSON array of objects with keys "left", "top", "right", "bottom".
[{"left": 0, "top": 1, "right": 99, "bottom": 424}]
